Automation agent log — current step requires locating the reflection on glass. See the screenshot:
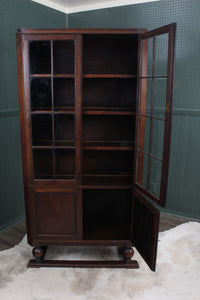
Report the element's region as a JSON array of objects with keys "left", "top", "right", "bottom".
[
  {"left": 147, "top": 38, "right": 153, "bottom": 76},
  {"left": 138, "top": 115, "right": 150, "bottom": 153},
  {"left": 30, "top": 78, "right": 51, "bottom": 111},
  {"left": 32, "top": 115, "right": 52, "bottom": 146},
  {"left": 151, "top": 119, "right": 165, "bottom": 160},
  {"left": 54, "top": 115, "right": 75, "bottom": 146},
  {"left": 139, "top": 78, "right": 152, "bottom": 115},
  {"left": 140, "top": 38, "right": 153, "bottom": 77},
  {"left": 29, "top": 41, "right": 51, "bottom": 74},
  {"left": 136, "top": 151, "right": 148, "bottom": 189},
  {"left": 149, "top": 158, "right": 162, "bottom": 198},
  {"left": 33, "top": 149, "right": 53, "bottom": 179},
  {"left": 53, "top": 41, "right": 74, "bottom": 74},
  {"left": 154, "top": 78, "right": 167, "bottom": 118},
  {"left": 55, "top": 149, "right": 75, "bottom": 179},
  {"left": 54, "top": 78, "right": 74, "bottom": 110},
  {"left": 155, "top": 34, "right": 168, "bottom": 76}
]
